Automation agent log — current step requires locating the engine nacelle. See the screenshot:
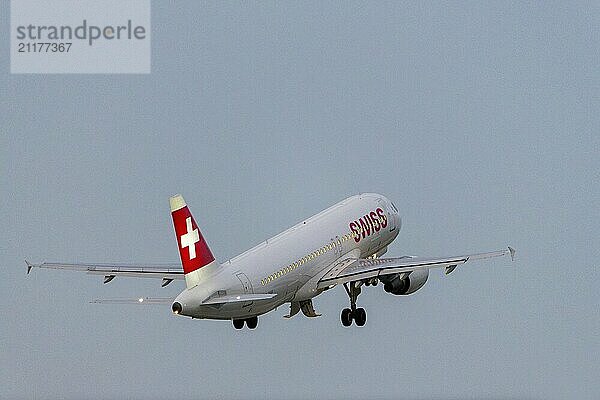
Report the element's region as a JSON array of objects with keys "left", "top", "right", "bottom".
[{"left": 382, "top": 269, "right": 429, "bottom": 295}]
